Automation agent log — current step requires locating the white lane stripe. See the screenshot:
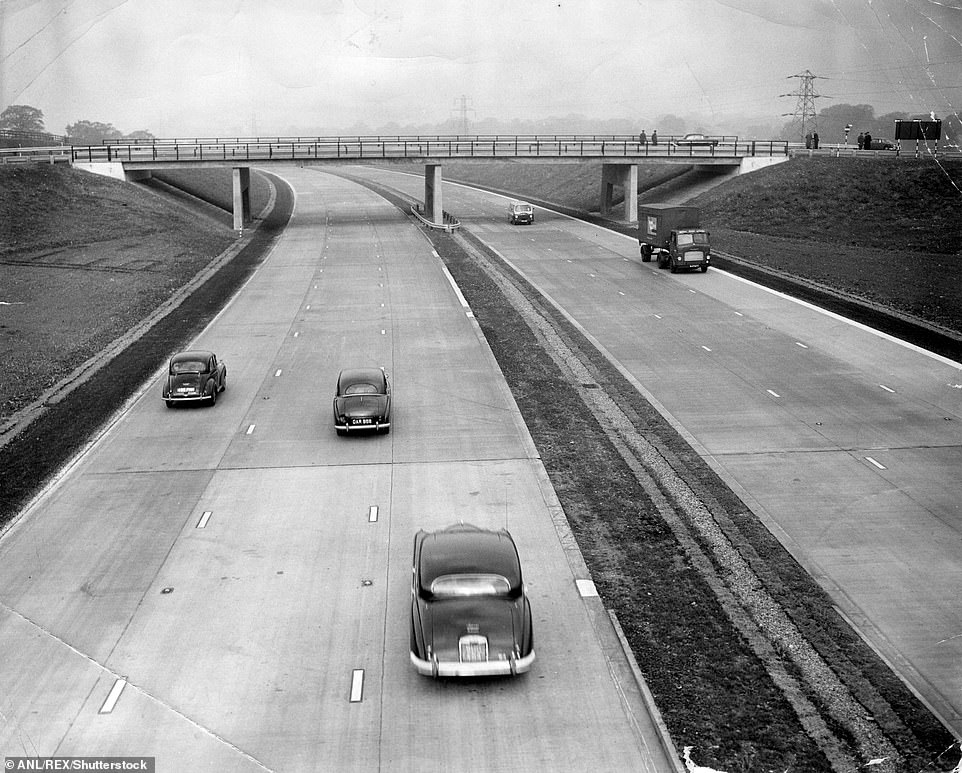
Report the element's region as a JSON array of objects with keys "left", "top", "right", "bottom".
[
  {"left": 350, "top": 670, "right": 364, "bottom": 702},
  {"left": 576, "top": 579, "right": 598, "bottom": 597},
  {"left": 246, "top": 424, "right": 256, "bottom": 435},
  {"left": 767, "top": 389, "right": 781, "bottom": 398},
  {"left": 866, "top": 456, "right": 887, "bottom": 470},
  {"left": 275, "top": 369, "right": 282, "bottom": 377},
  {"left": 99, "top": 678, "right": 127, "bottom": 713},
  {"left": 438, "top": 262, "right": 471, "bottom": 309},
  {"left": 880, "top": 384, "right": 895, "bottom": 393},
  {"left": 702, "top": 346, "right": 712, "bottom": 352},
  {"left": 368, "top": 506, "right": 378, "bottom": 522},
  {"left": 795, "top": 342, "right": 809, "bottom": 349},
  {"left": 196, "top": 511, "right": 212, "bottom": 529}
]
